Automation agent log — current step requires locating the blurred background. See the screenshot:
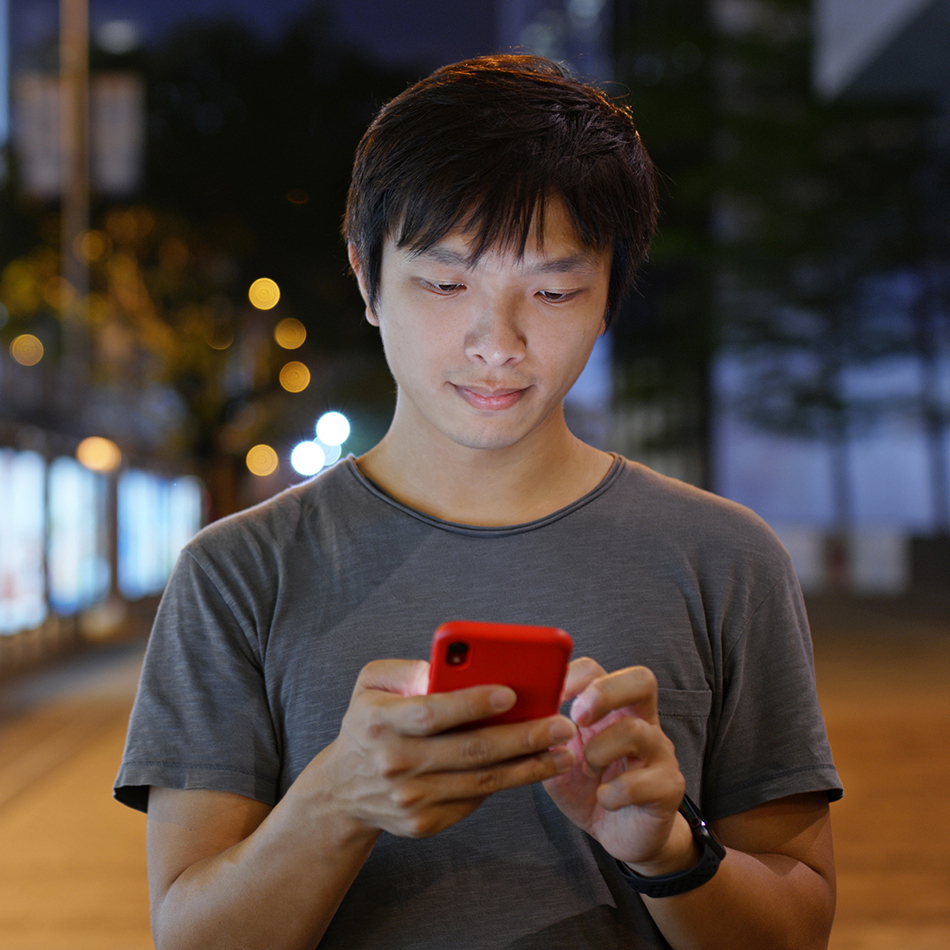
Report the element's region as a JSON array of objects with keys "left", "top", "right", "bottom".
[
  {"left": 0, "top": 2, "right": 948, "bottom": 947},
  {"left": 1, "top": 0, "right": 948, "bottom": 669}
]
